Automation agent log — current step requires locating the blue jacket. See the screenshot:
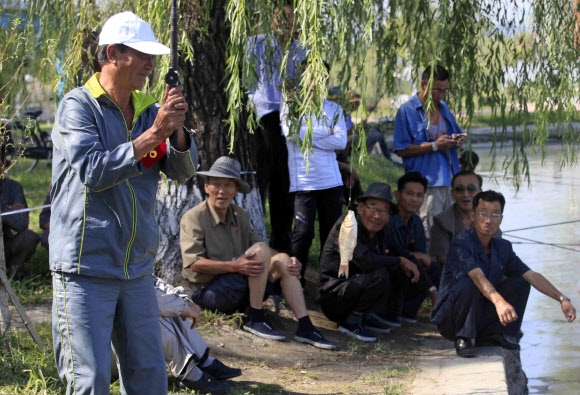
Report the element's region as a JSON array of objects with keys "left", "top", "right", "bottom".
[
  {"left": 49, "top": 74, "right": 197, "bottom": 279},
  {"left": 393, "top": 95, "right": 461, "bottom": 187}
]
